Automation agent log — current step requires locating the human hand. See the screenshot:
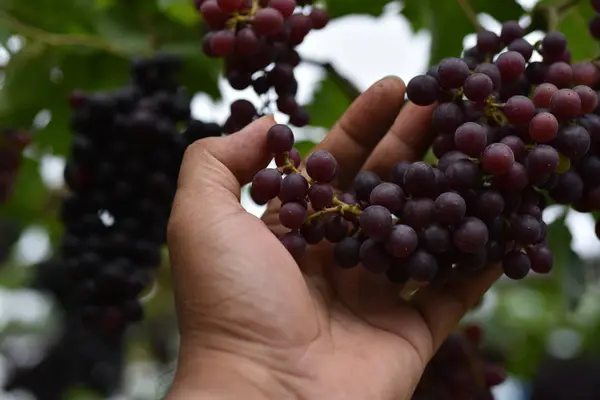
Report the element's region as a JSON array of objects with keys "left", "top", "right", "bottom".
[{"left": 165, "top": 76, "right": 502, "bottom": 400}]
